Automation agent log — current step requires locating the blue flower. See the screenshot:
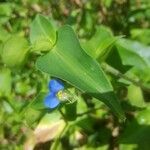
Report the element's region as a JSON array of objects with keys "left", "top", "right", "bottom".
[{"left": 44, "top": 79, "right": 64, "bottom": 109}]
